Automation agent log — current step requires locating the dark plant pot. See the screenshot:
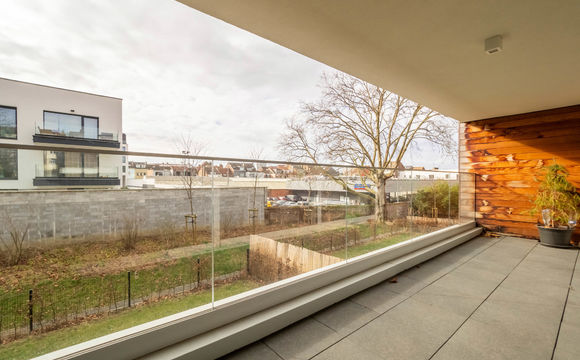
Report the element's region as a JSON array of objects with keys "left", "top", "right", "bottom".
[{"left": 537, "top": 226, "right": 574, "bottom": 248}]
